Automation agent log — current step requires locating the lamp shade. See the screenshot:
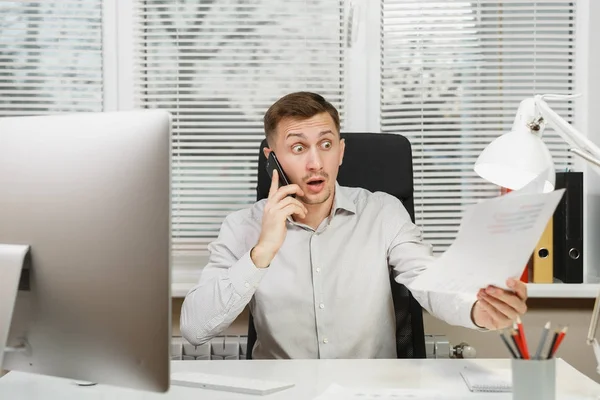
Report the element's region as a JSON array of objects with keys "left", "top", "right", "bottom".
[{"left": 475, "top": 128, "right": 555, "bottom": 193}]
